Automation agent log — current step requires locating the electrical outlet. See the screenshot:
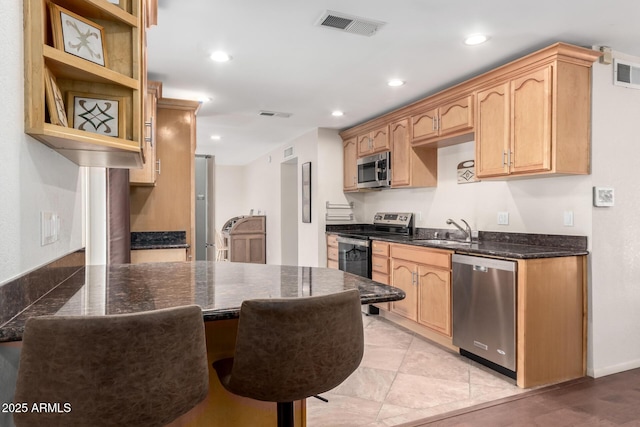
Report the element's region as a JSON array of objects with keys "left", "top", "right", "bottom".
[
  {"left": 564, "top": 211, "right": 574, "bottom": 226},
  {"left": 41, "top": 211, "right": 60, "bottom": 246},
  {"left": 416, "top": 212, "right": 422, "bottom": 221},
  {"left": 497, "top": 211, "right": 509, "bottom": 225}
]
